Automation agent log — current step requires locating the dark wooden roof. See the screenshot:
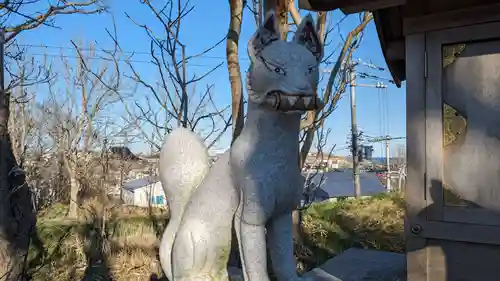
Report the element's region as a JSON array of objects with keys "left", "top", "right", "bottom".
[
  {"left": 372, "top": 7, "right": 405, "bottom": 87},
  {"left": 299, "top": 0, "right": 405, "bottom": 13}
]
